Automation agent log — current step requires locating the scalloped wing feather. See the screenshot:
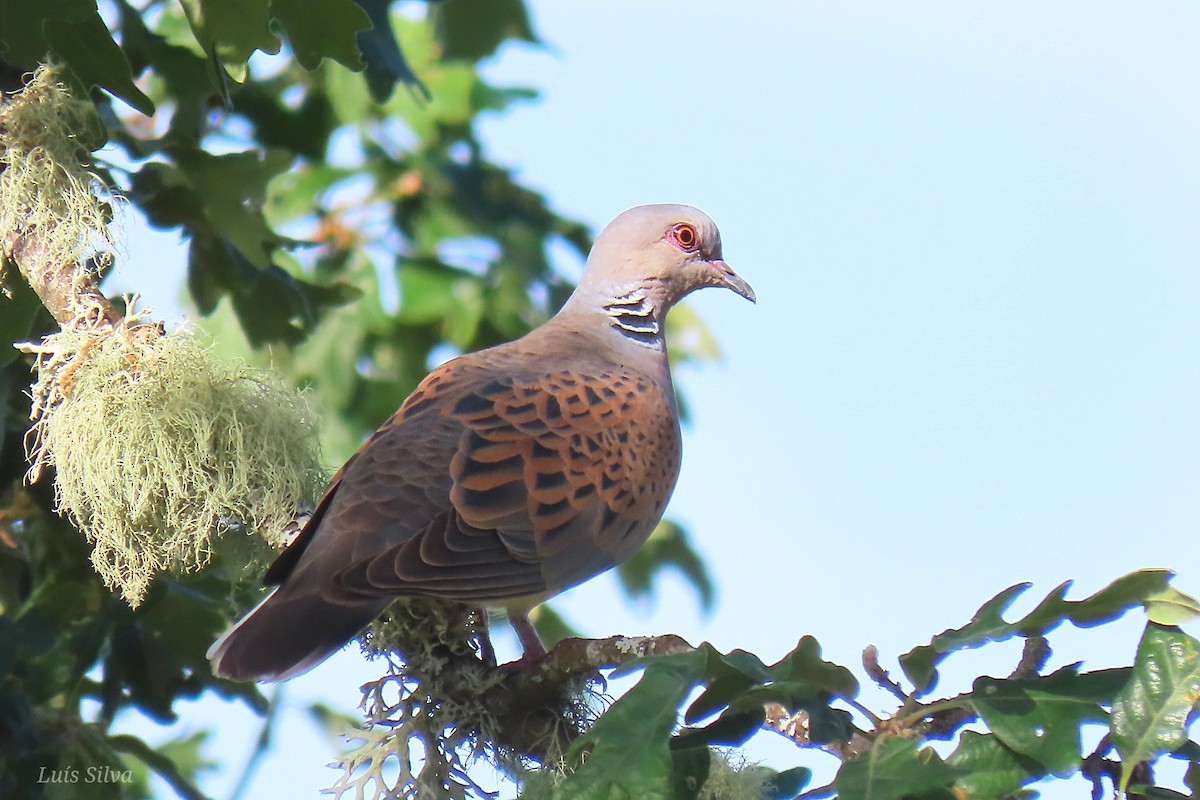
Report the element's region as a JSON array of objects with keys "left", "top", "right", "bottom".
[{"left": 320, "top": 353, "right": 681, "bottom": 603}]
